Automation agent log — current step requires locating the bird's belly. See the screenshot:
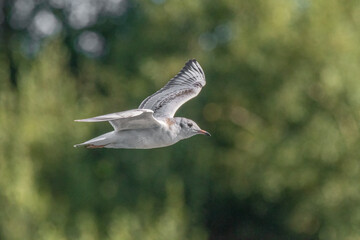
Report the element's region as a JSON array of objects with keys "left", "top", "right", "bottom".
[{"left": 107, "top": 128, "right": 177, "bottom": 149}]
